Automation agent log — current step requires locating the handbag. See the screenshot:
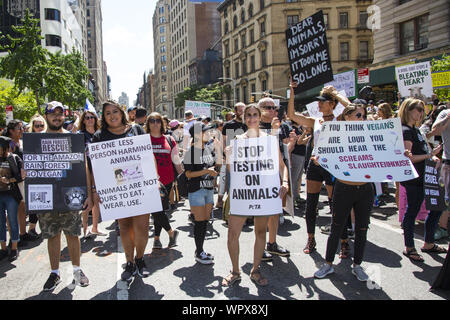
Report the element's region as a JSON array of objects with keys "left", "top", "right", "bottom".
[{"left": 176, "top": 172, "right": 189, "bottom": 198}]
